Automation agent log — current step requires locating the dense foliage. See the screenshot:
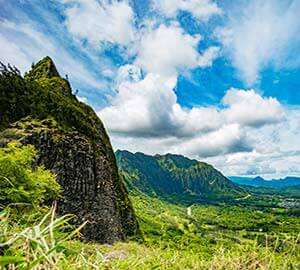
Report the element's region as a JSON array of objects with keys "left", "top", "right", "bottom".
[
  {"left": 0, "top": 59, "right": 110, "bottom": 147},
  {"left": 0, "top": 142, "right": 60, "bottom": 206}
]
